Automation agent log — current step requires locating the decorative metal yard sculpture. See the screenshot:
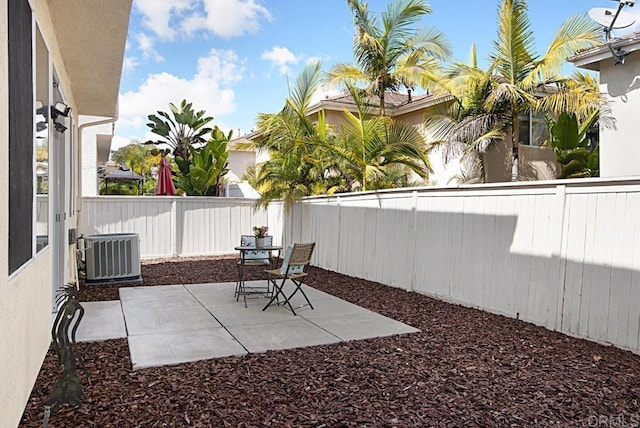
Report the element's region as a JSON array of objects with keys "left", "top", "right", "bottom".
[{"left": 46, "top": 284, "right": 86, "bottom": 413}]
